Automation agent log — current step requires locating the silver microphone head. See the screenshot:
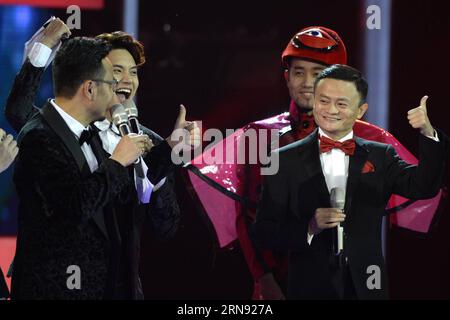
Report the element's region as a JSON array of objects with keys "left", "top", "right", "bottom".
[
  {"left": 111, "top": 103, "right": 129, "bottom": 126},
  {"left": 330, "top": 187, "right": 345, "bottom": 210},
  {"left": 123, "top": 99, "right": 139, "bottom": 118}
]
